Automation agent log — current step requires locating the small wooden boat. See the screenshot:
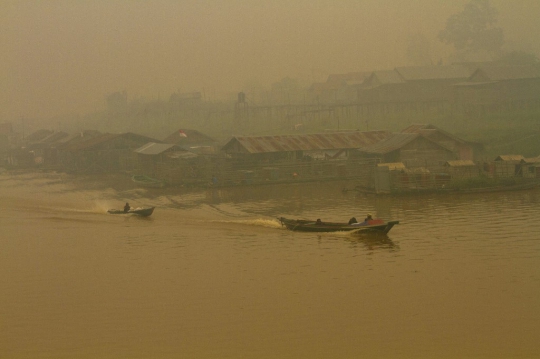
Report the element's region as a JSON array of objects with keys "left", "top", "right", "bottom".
[
  {"left": 107, "top": 207, "right": 155, "bottom": 217},
  {"left": 131, "top": 175, "right": 166, "bottom": 188},
  {"left": 278, "top": 217, "right": 399, "bottom": 234}
]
